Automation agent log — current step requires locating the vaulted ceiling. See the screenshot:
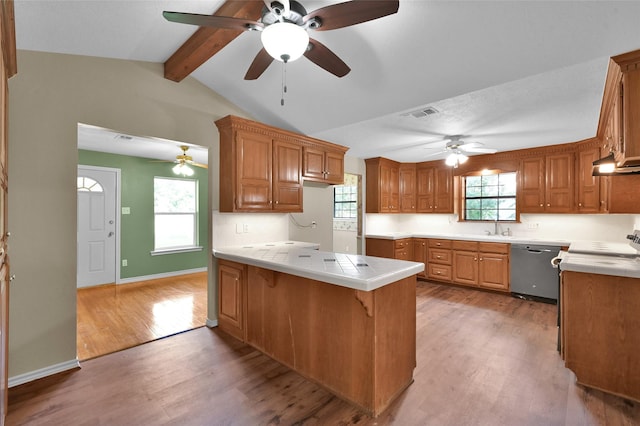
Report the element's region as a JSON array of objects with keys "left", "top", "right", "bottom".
[{"left": 14, "top": 1, "right": 640, "bottom": 163}]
